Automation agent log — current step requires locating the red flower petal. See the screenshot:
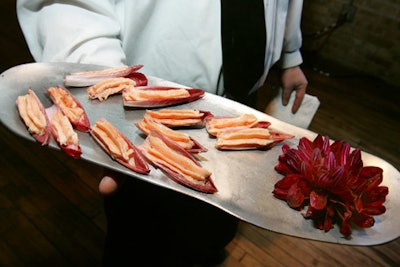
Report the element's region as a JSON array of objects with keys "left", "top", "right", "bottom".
[
  {"left": 274, "top": 174, "right": 302, "bottom": 190},
  {"left": 287, "top": 183, "right": 305, "bottom": 209},
  {"left": 351, "top": 212, "right": 375, "bottom": 228},
  {"left": 310, "top": 190, "right": 327, "bottom": 210}
]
